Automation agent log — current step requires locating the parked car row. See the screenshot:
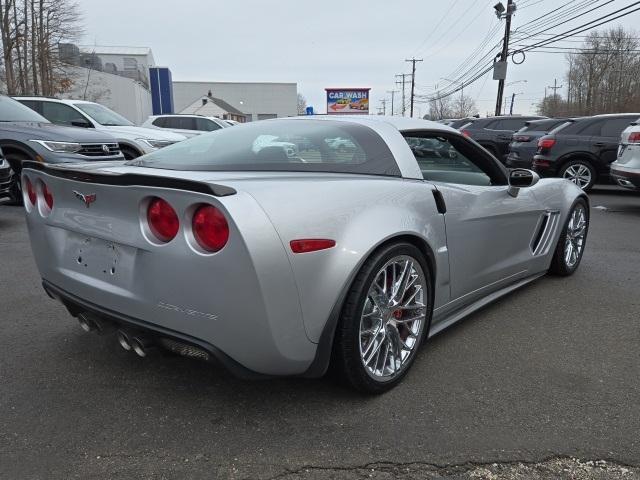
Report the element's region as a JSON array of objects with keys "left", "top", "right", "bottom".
[
  {"left": 450, "top": 113, "right": 640, "bottom": 191},
  {"left": 0, "top": 95, "right": 246, "bottom": 205}
]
